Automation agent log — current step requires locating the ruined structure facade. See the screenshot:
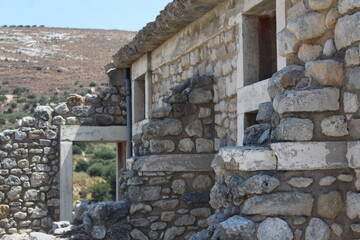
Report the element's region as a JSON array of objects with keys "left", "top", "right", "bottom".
[{"left": 1, "top": 0, "right": 360, "bottom": 239}]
